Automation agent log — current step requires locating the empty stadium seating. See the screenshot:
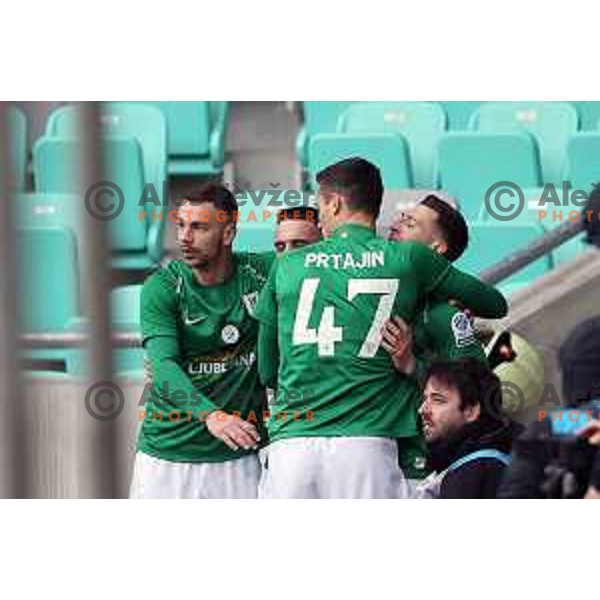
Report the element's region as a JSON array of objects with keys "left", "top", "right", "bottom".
[
  {"left": 571, "top": 101, "right": 600, "bottom": 130},
  {"left": 471, "top": 101, "right": 578, "bottom": 185},
  {"left": 32, "top": 137, "right": 162, "bottom": 270},
  {"left": 136, "top": 101, "right": 229, "bottom": 176},
  {"left": 566, "top": 132, "right": 600, "bottom": 190},
  {"left": 337, "top": 101, "right": 446, "bottom": 188},
  {"left": 15, "top": 205, "right": 144, "bottom": 375},
  {"left": 46, "top": 103, "right": 168, "bottom": 207},
  {"left": 296, "top": 101, "right": 356, "bottom": 168},
  {"left": 438, "top": 132, "right": 542, "bottom": 219},
  {"left": 17, "top": 226, "right": 82, "bottom": 373},
  {"left": 18, "top": 227, "right": 80, "bottom": 332},
  {"left": 308, "top": 132, "right": 413, "bottom": 190},
  {"left": 40, "top": 103, "right": 168, "bottom": 269},
  {"left": 110, "top": 284, "right": 144, "bottom": 375},
  {"left": 438, "top": 101, "right": 482, "bottom": 129},
  {"left": 457, "top": 221, "right": 554, "bottom": 294}
]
